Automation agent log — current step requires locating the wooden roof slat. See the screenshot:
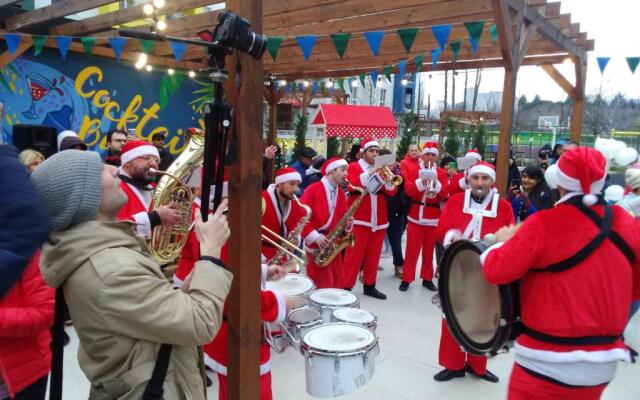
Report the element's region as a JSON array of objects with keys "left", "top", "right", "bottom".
[
  {"left": 6, "top": 0, "right": 116, "bottom": 31},
  {"left": 0, "top": 0, "right": 22, "bottom": 7}
]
